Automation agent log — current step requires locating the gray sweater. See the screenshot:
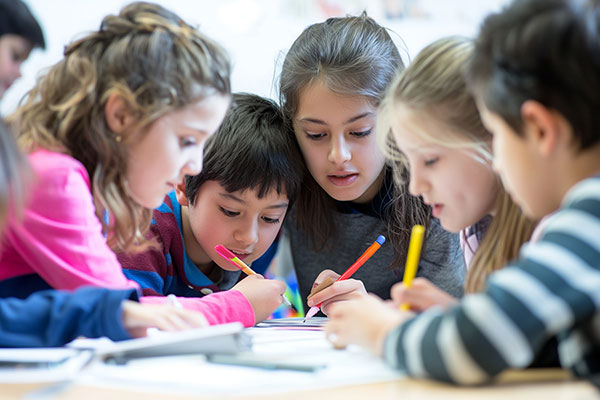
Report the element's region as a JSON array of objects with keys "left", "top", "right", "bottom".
[{"left": 284, "top": 204, "right": 465, "bottom": 313}]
